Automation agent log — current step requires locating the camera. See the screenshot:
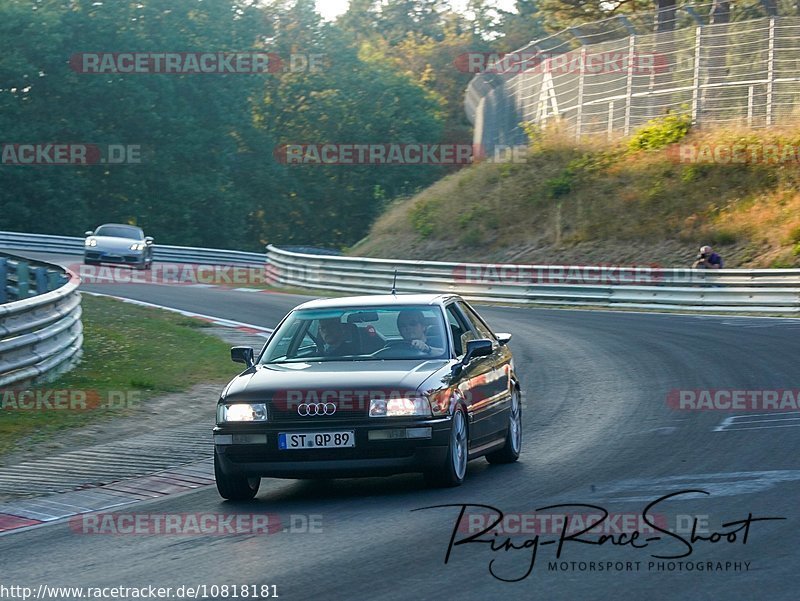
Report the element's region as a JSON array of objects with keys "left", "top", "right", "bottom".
[{"left": 696, "top": 253, "right": 707, "bottom": 260}]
